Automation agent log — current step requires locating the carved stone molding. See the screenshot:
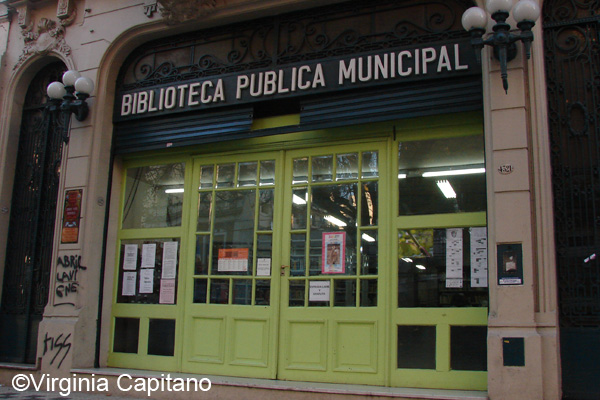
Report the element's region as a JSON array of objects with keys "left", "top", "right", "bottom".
[{"left": 157, "top": 0, "right": 218, "bottom": 25}]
